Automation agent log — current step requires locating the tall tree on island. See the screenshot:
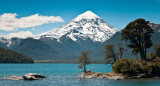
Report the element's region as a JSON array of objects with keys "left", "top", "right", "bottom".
[
  {"left": 104, "top": 45, "right": 116, "bottom": 64},
  {"left": 122, "top": 18, "right": 154, "bottom": 60},
  {"left": 78, "top": 51, "right": 91, "bottom": 73},
  {"left": 118, "top": 43, "right": 126, "bottom": 58}
]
